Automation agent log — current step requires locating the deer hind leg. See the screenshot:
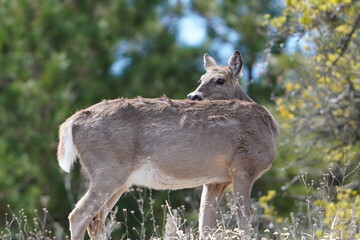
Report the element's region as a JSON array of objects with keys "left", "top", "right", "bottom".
[
  {"left": 199, "top": 183, "right": 229, "bottom": 240},
  {"left": 230, "top": 170, "right": 255, "bottom": 237},
  {"left": 69, "top": 172, "right": 130, "bottom": 240},
  {"left": 68, "top": 188, "right": 107, "bottom": 240},
  {"left": 87, "top": 184, "right": 130, "bottom": 239}
]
